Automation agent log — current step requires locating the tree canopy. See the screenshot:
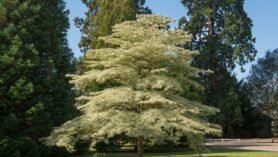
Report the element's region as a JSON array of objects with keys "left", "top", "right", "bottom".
[
  {"left": 247, "top": 49, "right": 278, "bottom": 132},
  {"left": 180, "top": 0, "right": 257, "bottom": 136},
  {"left": 43, "top": 15, "right": 221, "bottom": 157},
  {"left": 180, "top": 0, "right": 256, "bottom": 70}
]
